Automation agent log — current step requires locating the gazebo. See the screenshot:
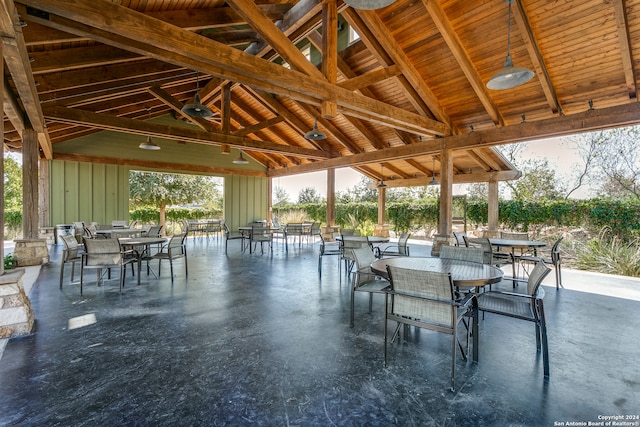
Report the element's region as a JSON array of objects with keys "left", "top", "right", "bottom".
[{"left": 3, "top": 0, "right": 640, "bottom": 264}]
